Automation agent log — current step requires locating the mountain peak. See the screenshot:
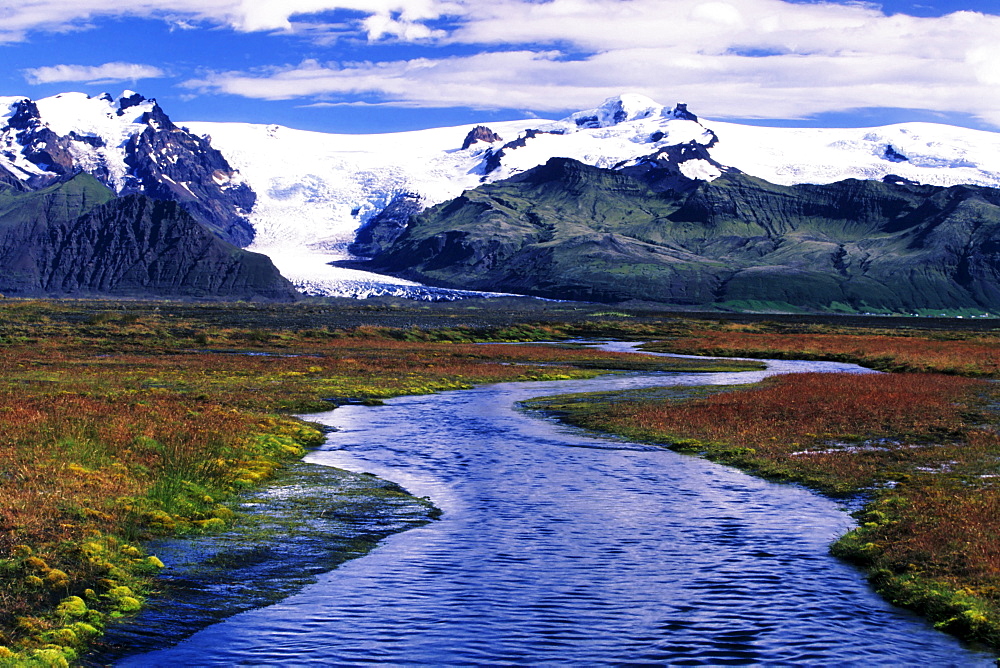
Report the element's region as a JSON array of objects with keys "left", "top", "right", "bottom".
[
  {"left": 118, "top": 90, "right": 150, "bottom": 115},
  {"left": 564, "top": 94, "right": 665, "bottom": 129},
  {"left": 461, "top": 125, "right": 503, "bottom": 150},
  {"left": 0, "top": 90, "right": 255, "bottom": 246},
  {"left": 561, "top": 94, "right": 706, "bottom": 130}
]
